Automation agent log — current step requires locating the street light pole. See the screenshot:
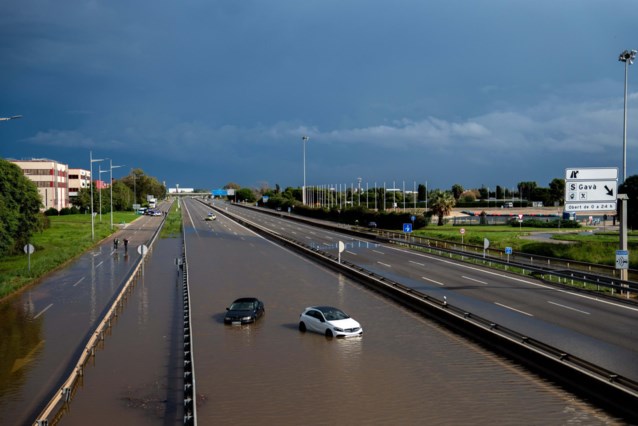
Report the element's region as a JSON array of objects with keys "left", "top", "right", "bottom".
[
  {"left": 110, "top": 160, "right": 125, "bottom": 230},
  {"left": 618, "top": 50, "right": 635, "bottom": 283},
  {"left": 619, "top": 49, "right": 636, "bottom": 182},
  {"left": 302, "top": 136, "right": 309, "bottom": 205},
  {"left": 98, "top": 164, "right": 109, "bottom": 223},
  {"left": 89, "top": 152, "right": 105, "bottom": 241}
]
